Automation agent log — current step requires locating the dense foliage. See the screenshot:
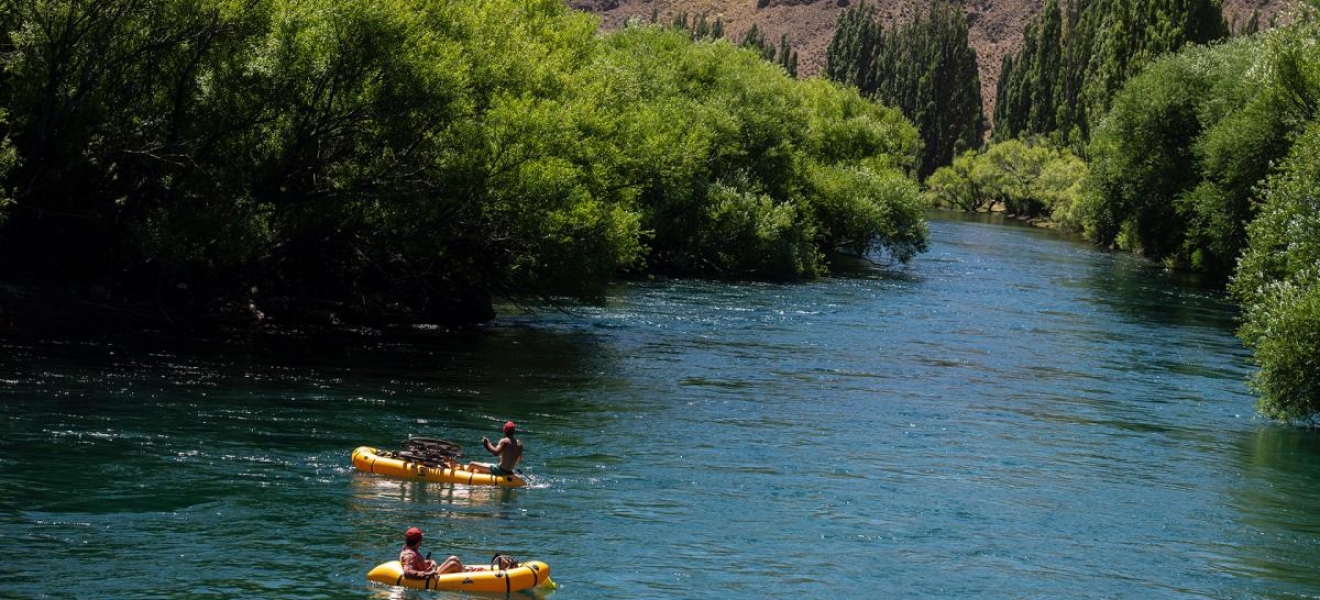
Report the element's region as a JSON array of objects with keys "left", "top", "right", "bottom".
[
  {"left": 1079, "top": 25, "right": 1318, "bottom": 277},
  {"left": 0, "top": 0, "right": 927, "bottom": 324},
  {"left": 920, "top": 0, "right": 1318, "bottom": 422},
  {"left": 0, "top": 110, "right": 12, "bottom": 228},
  {"left": 994, "top": 0, "right": 1227, "bottom": 146},
  {"left": 1231, "top": 123, "right": 1320, "bottom": 423},
  {"left": 825, "top": 1, "right": 983, "bottom": 177},
  {"left": 592, "top": 27, "right": 927, "bottom": 277},
  {"left": 925, "top": 139, "right": 1087, "bottom": 225}
]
